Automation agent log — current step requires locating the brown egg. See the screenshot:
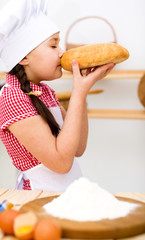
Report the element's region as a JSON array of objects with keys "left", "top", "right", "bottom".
[
  {"left": 0, "top": 209, "right": 21, "bottom": 234},
  {"left": 34, "top": 219, "right": 62, "bottom": 240},
  {"left": 15, "top": 225, "right": 35, "bottom": 240},
  {"left": 0, "top": 228, "right": 4, "bottom": 238},
  {"left": 1, "top": 237, "right": 18, "bottom": 240},
  {"left": 14, "top": 211, "right": 37, "bottom": 240}
]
